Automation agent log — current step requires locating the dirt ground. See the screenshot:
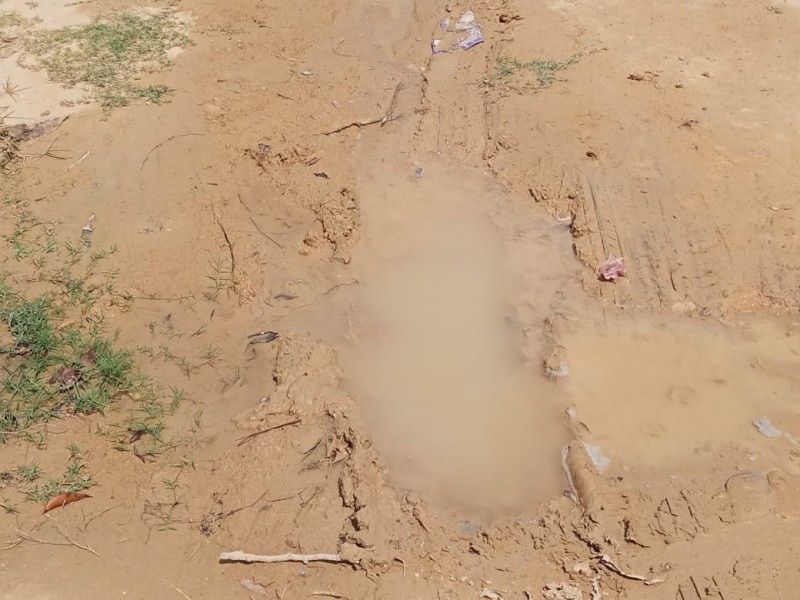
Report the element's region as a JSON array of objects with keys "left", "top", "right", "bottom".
[{"left": 3, "top": 0, "right": 800, "bottom": 598}]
